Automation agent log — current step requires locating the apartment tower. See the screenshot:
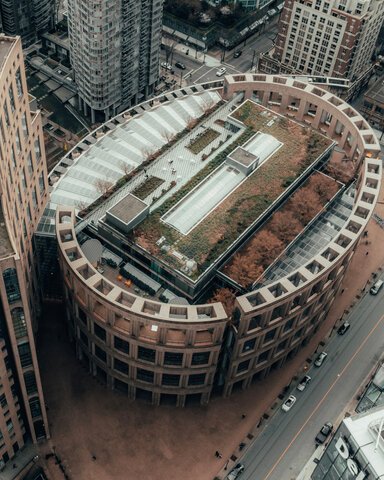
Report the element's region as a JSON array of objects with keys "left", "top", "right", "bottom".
[
  {"left": 0, "top": 0, "right": 54, "bottom": 46},
  {"left": 68, "top": 0, "right": 163, "bottom": 122},
  {"left": 0, "top": 35, "right": 49, "bottom": 469},
  {"left": 272, "top": 0, "right": 384, "bottom": 79}
]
